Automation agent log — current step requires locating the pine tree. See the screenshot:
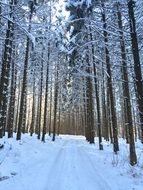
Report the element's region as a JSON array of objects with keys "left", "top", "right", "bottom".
[
  {"left": 0, "top": 0, "right": 16, "bottom": 138},
  {"left": 127, "top": 0, "right": 143, "bottom": 143},
  {"left": 101, "top": 0, "right": 119, "bottom": 153},
  {"left": 17, "top": 1, "right": 35, "bottom": 140},
  {"left": 116, "top": 1, "right": 137, "bottom": 165}
]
